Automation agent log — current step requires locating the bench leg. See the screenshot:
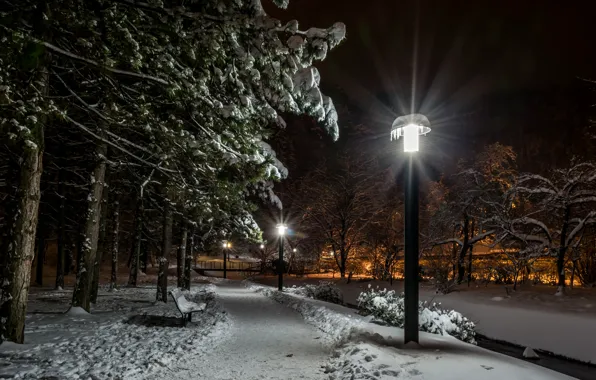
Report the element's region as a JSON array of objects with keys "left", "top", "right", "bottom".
[
  {"left": 188, "top": 313, "right": 192, "bottom": 323},
  {"left": 183, "top": 314, "right": 187, "bottom": 327}
]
